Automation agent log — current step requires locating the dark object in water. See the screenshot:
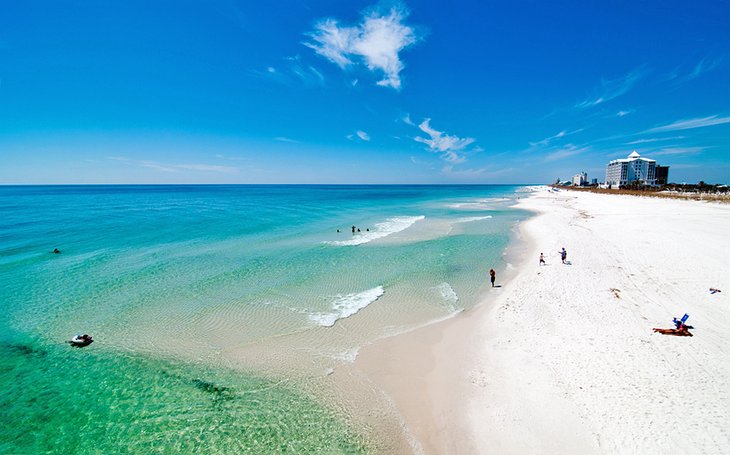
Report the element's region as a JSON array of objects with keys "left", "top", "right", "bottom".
[
  {"left": 52, "top": 248, "right": 61, "bottom": 254},
  {"left": 68, "top": 334, "right": 93, "bottom": 347},
  {"left": 192, "top": 378, "right": 229, "bottom": 395},
  {"left": 5, "top": 342, "right": 47, "bottom": 358}
]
